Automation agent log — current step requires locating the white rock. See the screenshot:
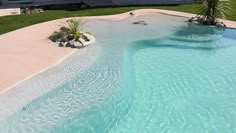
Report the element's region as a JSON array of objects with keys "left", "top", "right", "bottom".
[
  {"left": 69, "top": 40, "right": 75, "bottom": 45},
  {"left": 216, "top": 22, "right": 226, "bottom": 28},
  {"left": 74, "top": 41, "right": 83, "bottom": 47},
  {"left": 192, "top": 21, "right": 199, "bottom": 24},
  {"left": 81, "top": 32, "right": 96, "bottom": 46},
  {"left": 51, "top": 33, "right": 95, "bottom": 48}
]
